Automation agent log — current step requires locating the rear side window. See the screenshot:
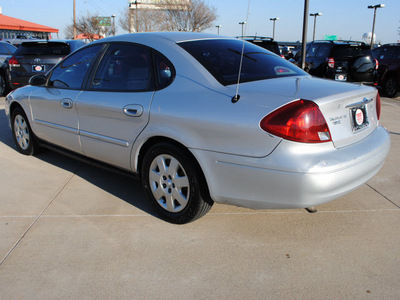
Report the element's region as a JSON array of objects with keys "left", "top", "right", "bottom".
[
  {"left": 331, "top": 46, "right": 372, "bottom": 57},
  {"left": 179, "top": 39, "right": 306, "bottom": 86},
  {"left": 4, "top": 42, "right": 17, "bottom": 54},
  {"left": 0, "top": 43, "right": 8, "bottom": 55},
  {"left": 90, "top": 43, "right": 153, "bottom": 92},
  {"left": 16, "top": 42, "right": 71, "bottom": 56}
]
